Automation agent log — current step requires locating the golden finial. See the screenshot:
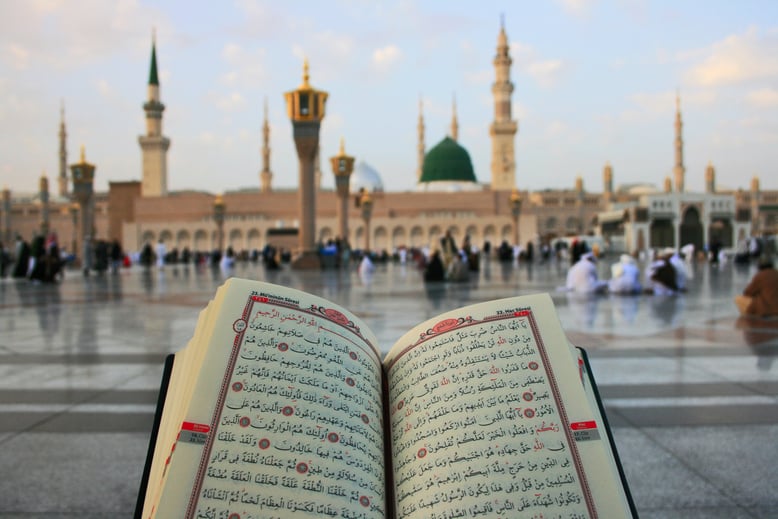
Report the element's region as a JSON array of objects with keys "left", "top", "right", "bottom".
[
  {"left": 339, "top": 137, "right": 345, "bottom": 155},
  {"left": 301, "top": 58, "right": 310, "bottom": 88},
  {"left": 510, "top": 187, "right": 520, "bottom": 203},
  {"left": 80, "top": 145, "right": 86, "bottom": 163}
]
